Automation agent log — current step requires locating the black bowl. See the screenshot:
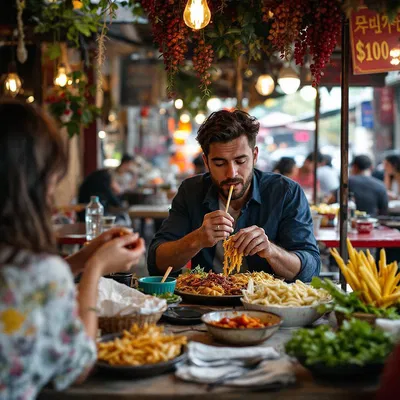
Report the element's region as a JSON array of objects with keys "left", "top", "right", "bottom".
[
  {"left": 103, "top": 273, "right": 134, "bottom": 287},
  {"left": 296, "top": 356, "right": 385, "bottom": 381},
  {"left": 96, "top": 333, "right": 187, "bottom": 379}
]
